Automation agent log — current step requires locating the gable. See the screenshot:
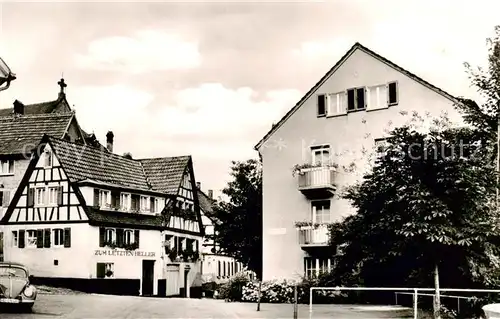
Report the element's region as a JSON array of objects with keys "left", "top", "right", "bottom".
[
  {"left": 255, "top": 42, "right": 461, "bottom": 151},
  {"left": 2, "top": 143, "right": 89, "bottom": 224}
]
